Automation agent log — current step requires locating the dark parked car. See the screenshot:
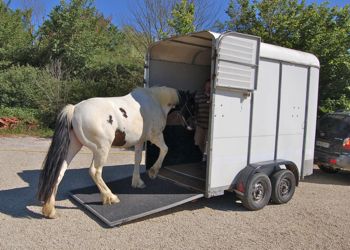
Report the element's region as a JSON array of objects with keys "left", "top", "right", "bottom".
[{"left": 314, "top": 111, "right": 350, "bottom": 173}]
